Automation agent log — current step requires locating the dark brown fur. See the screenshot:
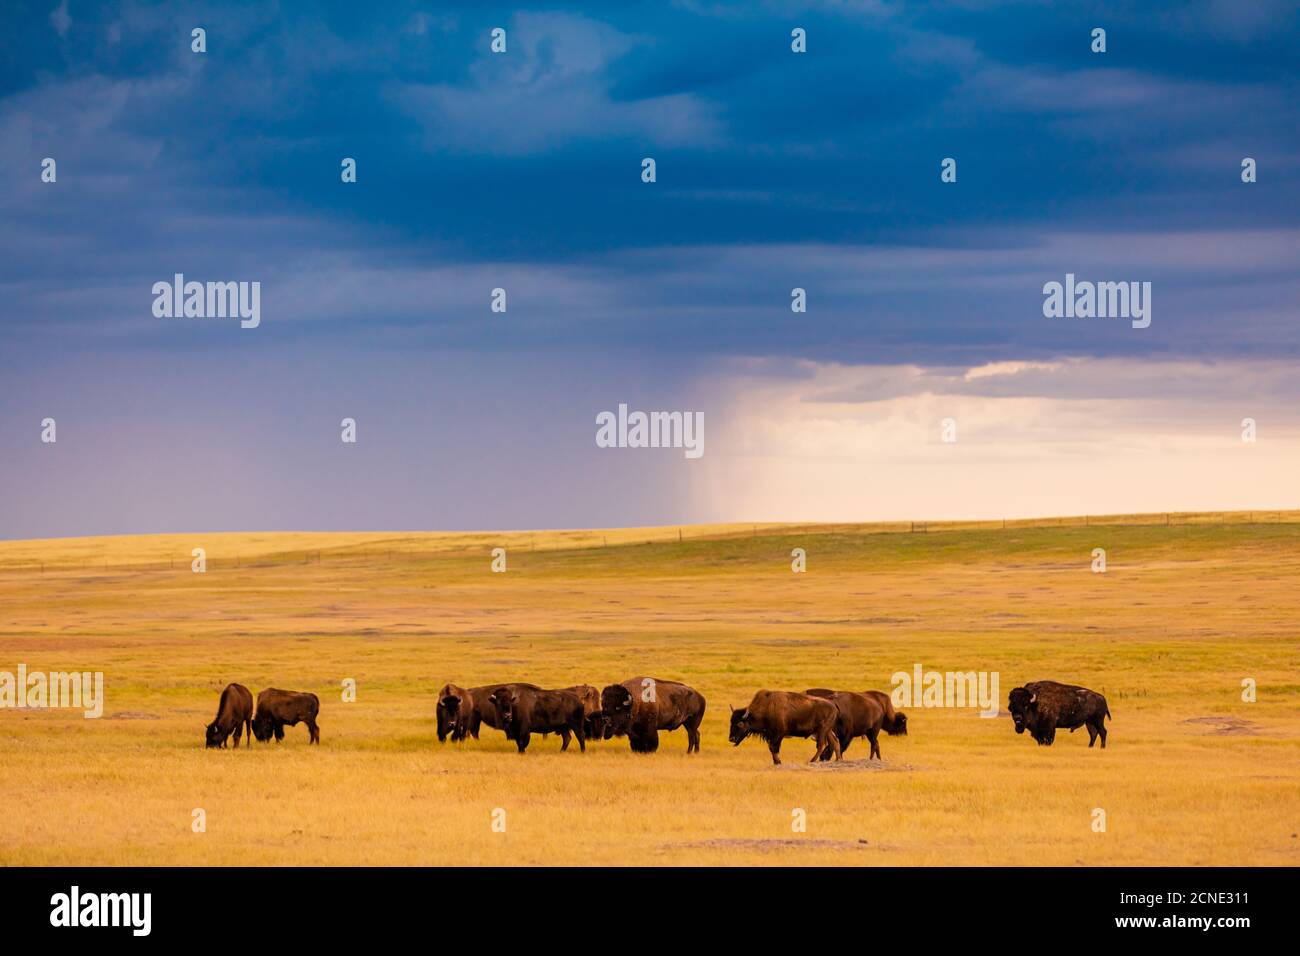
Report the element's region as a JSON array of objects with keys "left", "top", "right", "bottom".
[
  {"left": 804, "top": 688, "right": 886, "bottom": 760},
  {"left": 465, "top": 683, "right": 542, "bottom": 740},
  {"left": 205, "top": 682, "right": 253, "bottom": 749},
  {"left": 1007, "top": 680, "right": 1110, "bottom": 748},
  {"left": 601, "top": 677, "right": 705, "bottom": 753},
  {"left": 488, "top": 685, "right": 586, "bottom": 754},
  {"left": 436, "top": 682, "right": 474, "bottom": 742},
  {"left": 251, "top": 688, "right": 321, "bottom": 744},
  {"left": 729, "top": 690, "right": 841, "bottom": 765}
]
